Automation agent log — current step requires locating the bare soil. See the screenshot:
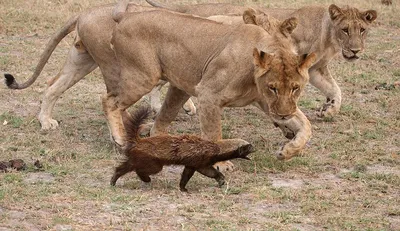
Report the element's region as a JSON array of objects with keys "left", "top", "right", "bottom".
[{"left": 0, "top": 0, "right": 399, "bottom": 230}]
